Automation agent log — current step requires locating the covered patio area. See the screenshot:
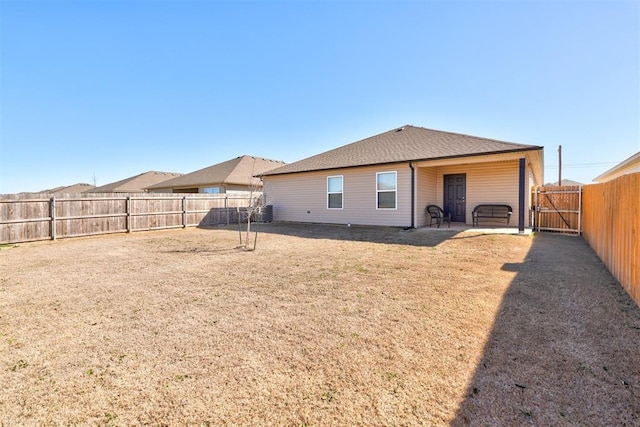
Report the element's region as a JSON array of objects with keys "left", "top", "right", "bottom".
[{"left": 413, "top": 149, "right": 543, "bottom": 232}]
